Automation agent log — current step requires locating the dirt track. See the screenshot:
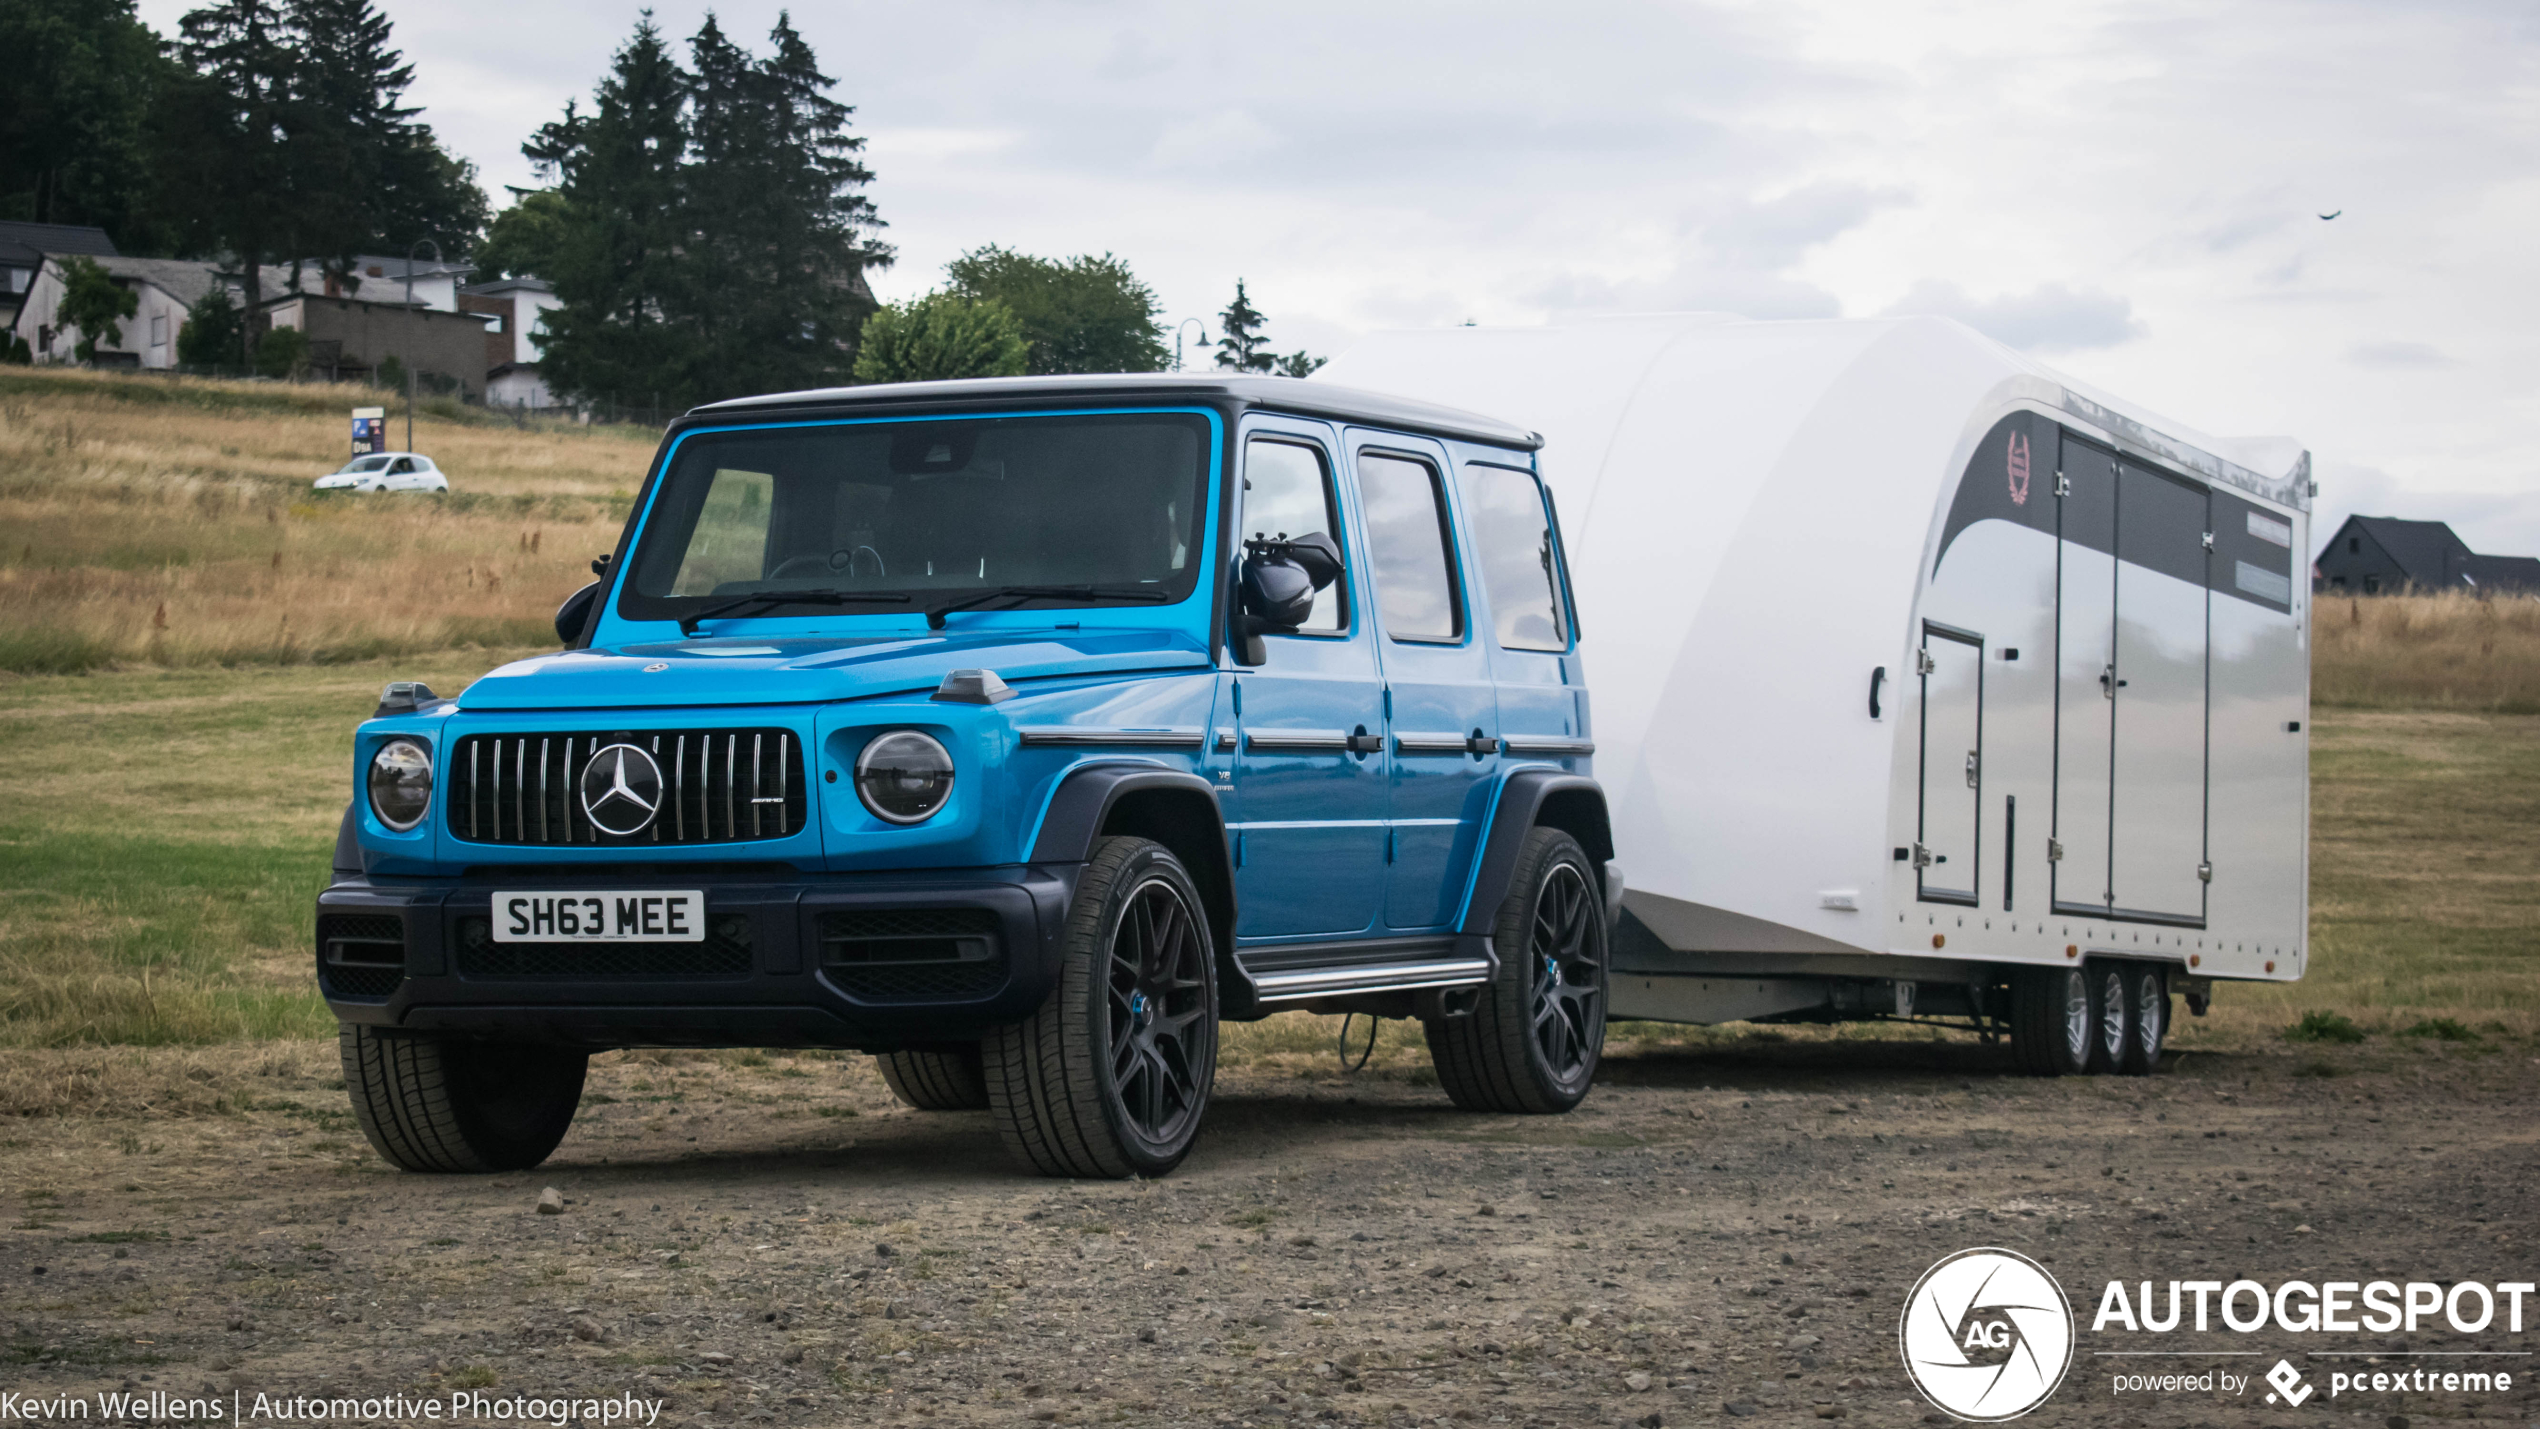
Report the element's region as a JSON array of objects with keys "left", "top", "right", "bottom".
[{"left": 4, "top": 1030, "right": 2536, "bottom": 1427}]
